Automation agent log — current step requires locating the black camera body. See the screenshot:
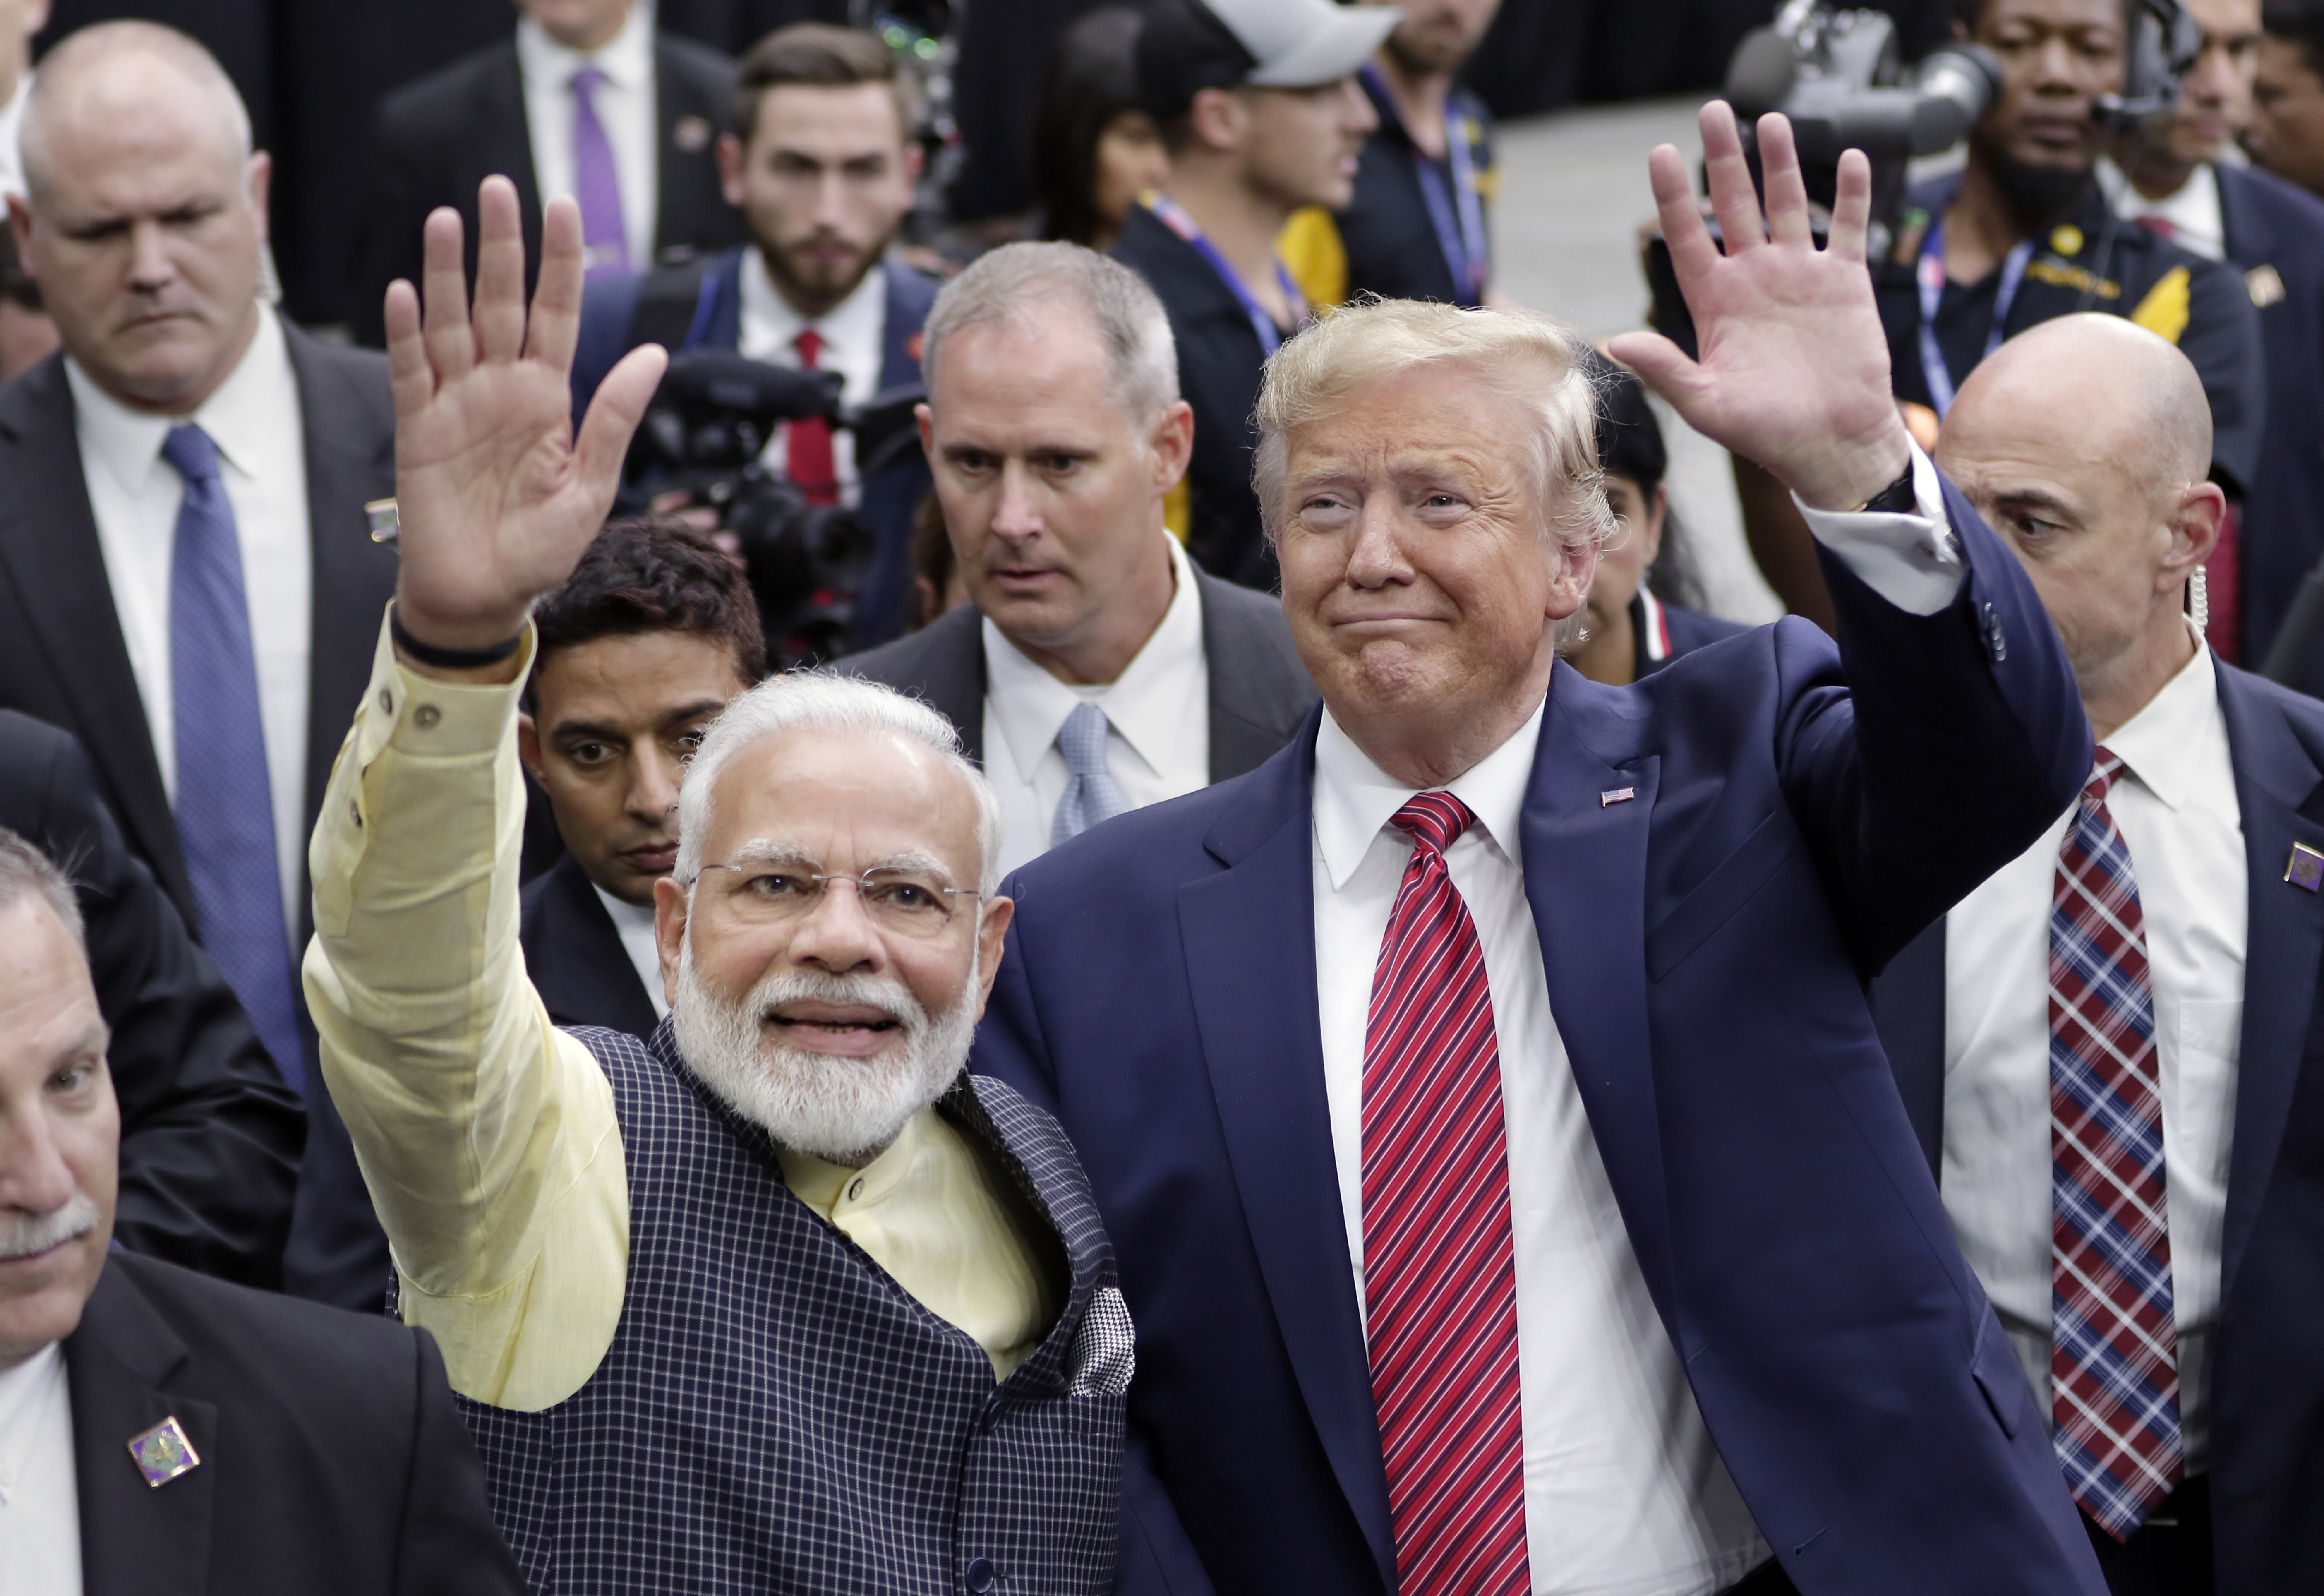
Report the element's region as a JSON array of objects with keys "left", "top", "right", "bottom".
[{"left": 619, "top": 350, "right": 924, "bottom": 669}]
